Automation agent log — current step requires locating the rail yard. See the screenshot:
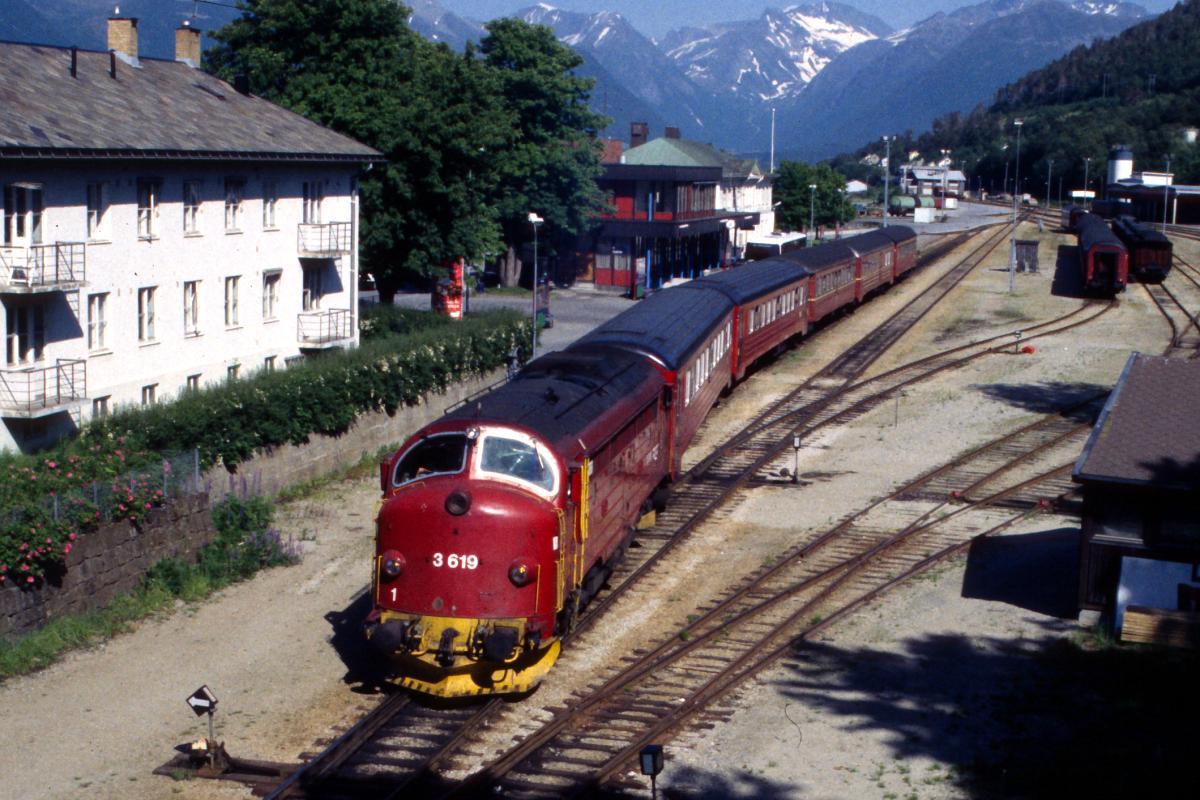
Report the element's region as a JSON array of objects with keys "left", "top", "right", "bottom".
[{"left": 1, "top": 208, "right": 1195, "bottom": 800}]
